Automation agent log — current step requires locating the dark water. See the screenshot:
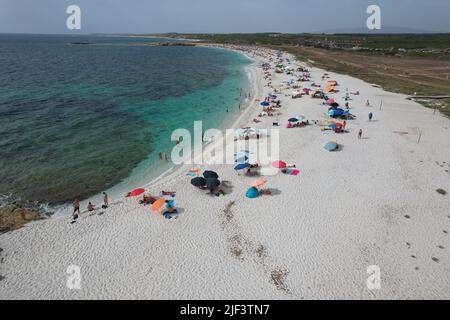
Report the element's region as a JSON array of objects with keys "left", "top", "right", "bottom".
[{"left": 0, "top": 34, "right": 251, "bottom": 208}]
